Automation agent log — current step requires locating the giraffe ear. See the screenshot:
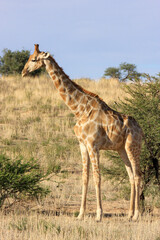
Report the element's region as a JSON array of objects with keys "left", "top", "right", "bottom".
[{"left": 37, "top": 52, "right": 50, "bottom": 60}]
